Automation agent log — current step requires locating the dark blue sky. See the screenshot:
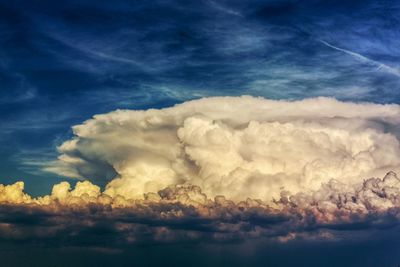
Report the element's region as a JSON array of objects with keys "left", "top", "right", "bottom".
[{"left": 1, "top": 0, "right": 400, "bottom": 195}]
